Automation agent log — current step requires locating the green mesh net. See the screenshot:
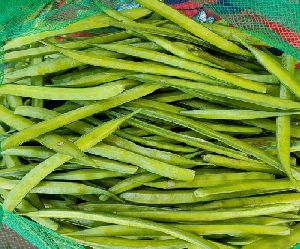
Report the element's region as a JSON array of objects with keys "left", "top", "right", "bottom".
[
  {"left": 0, "top": 0, "right": 300, "bottom": 248},
  {"left": 196, "top": 0, "right": 300, "bottom": 60}
]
